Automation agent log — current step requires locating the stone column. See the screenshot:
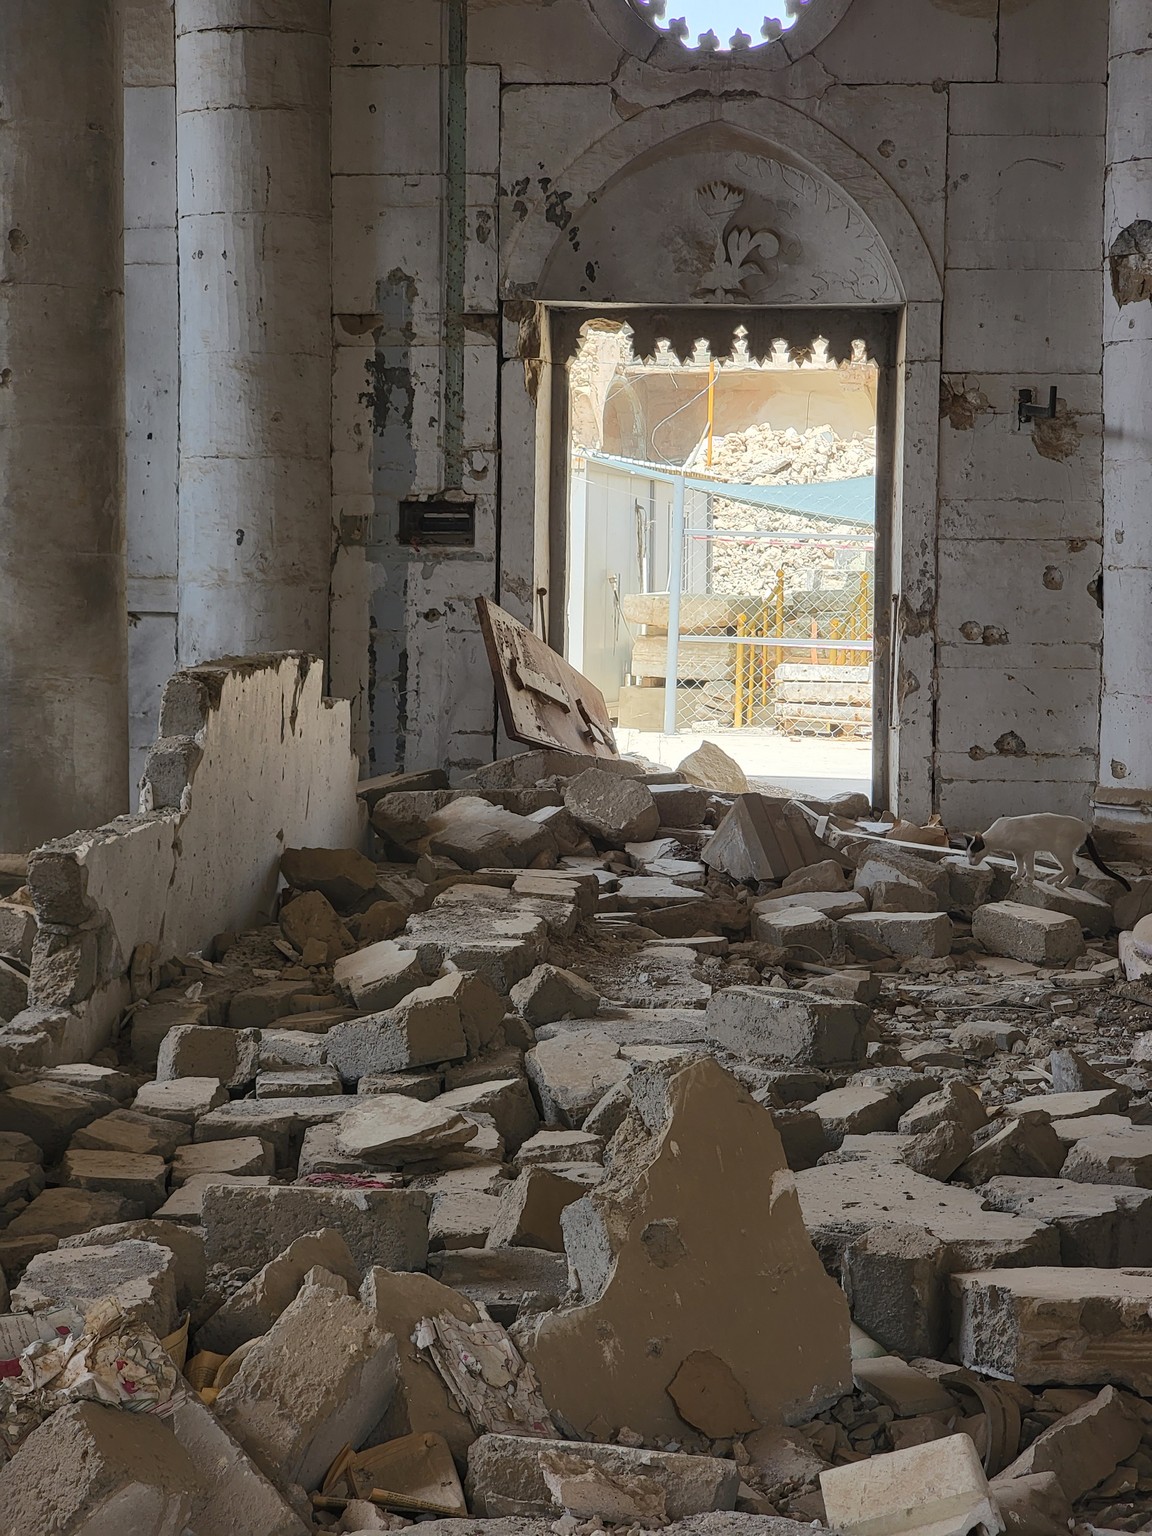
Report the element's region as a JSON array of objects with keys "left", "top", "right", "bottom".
[
  {"left": 1097, "top": 0, "right": 1152, "bottom": 853},
  {"left": 0, "top": 3, "right": 128, "bottom": 850},
  {"left": 175, "top": 0, "right": 331, "bottom": 663}
]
